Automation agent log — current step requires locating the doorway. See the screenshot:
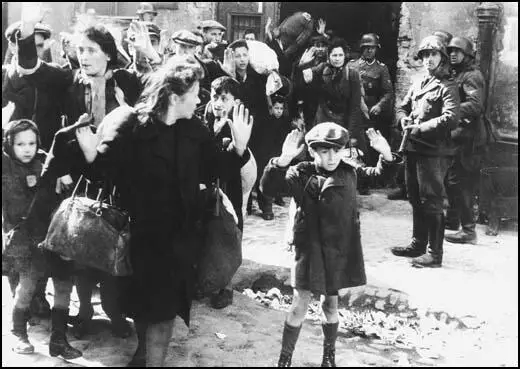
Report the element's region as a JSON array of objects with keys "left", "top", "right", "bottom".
[{"left": 279, "top": 2, "right": 402, "bottom": 83}]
